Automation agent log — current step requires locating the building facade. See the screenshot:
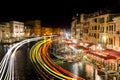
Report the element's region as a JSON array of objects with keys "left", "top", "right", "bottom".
[
  {"left": 41, "top": 27, "right": 62, "bottom": 36},
  {"left": 0, "top": 21, "right": 25, "bottom": 42},
  {"left": 71, "top": 12, "right": 120, "bottom": 51},
  {"left": 71, "top": 14, "right": 84, "bottom": 43},
  {"left": 71, "top": 12, "right": 120, "bottom": 79},
  {"left": 24, "top": 20, "right": 42, "bottom": 36},
  {"left": 0, "top": 22, "right": 11, "bottom": 40},
  {"left": 10, "top": 21, "right": 25, "bottom": 38}
]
